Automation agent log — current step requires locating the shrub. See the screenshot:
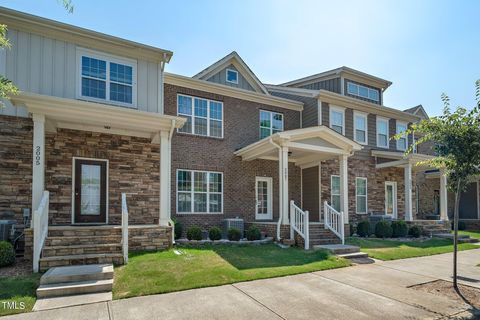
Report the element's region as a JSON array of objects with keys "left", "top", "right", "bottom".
[
  {"left": 458, "top": 221, "right": 466, "bottom": 231},
  {"left": 356, "top": 220, "right": 370, "bottom": 237},
  {"left": 349, "top": 224, "right": 356, "bottom": 237},
  {"left": 246, "top": 225, "right": 261, "bottom": 241},
  {"left": 391, "top": 220, "right": 408, "bottom": 238},
  {"left": 186, "top": 226, "right": 203, "bottom": 241},
  {"left": 0, "top": 241, "right": 15, "bottom": 267},
  {"left": 173, "top": 219, "right": 183, "bottom": 240},
  {"left": 208, "top": 227, "right": 222, "bottom": 241},
  {"left": 227, "top": 228, "right": 242, "bottom": 241},
  {"left": 409, "top": 225, "right": 423, "bottom": 238},
  {"left": 375, "top": 220, "right": 393, "bottom": 238}
]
